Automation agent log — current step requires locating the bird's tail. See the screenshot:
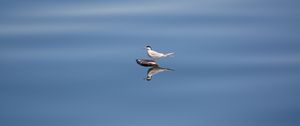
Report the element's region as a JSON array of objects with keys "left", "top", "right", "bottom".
[{"left": 165, "top": 52, "right": 174, "bottom": 57}]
